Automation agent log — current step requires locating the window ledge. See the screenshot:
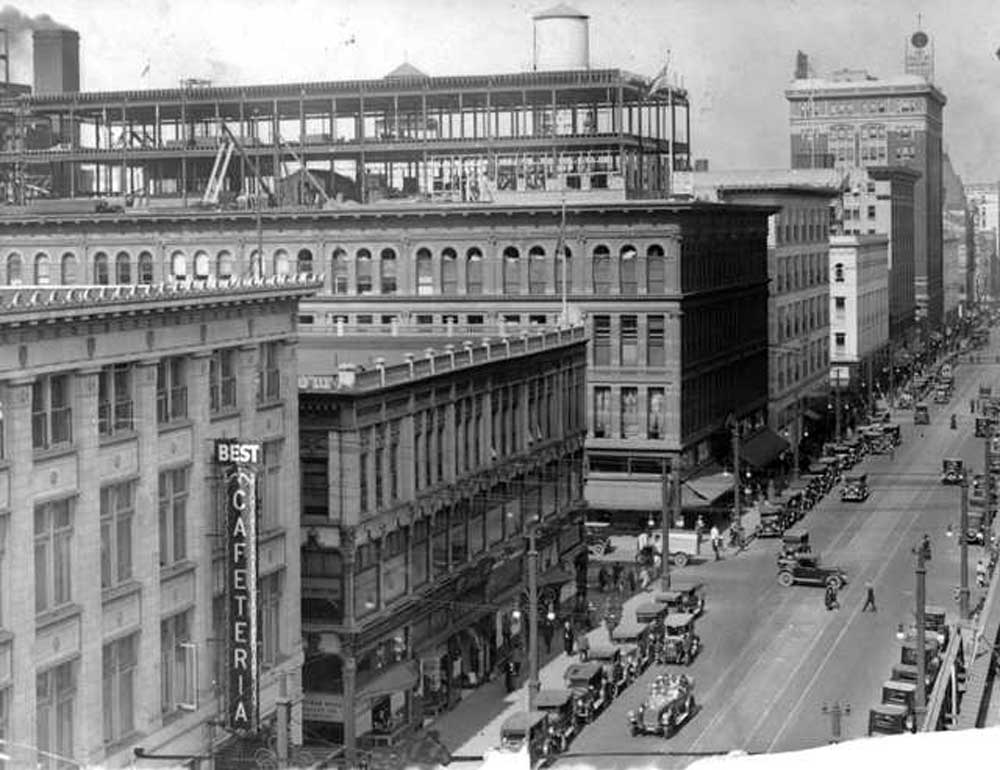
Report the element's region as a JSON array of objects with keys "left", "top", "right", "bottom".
[
  {"left": 32, "top": 444, "right": 76, "bottom": 462},
  {"left": 157, "top": 418, "right": 194, "bottom": 434},
  {"left": 36, "top": 602, "right": 83, "bottom": 631},
  {"left": 104, "top": 729, "right": 146, "bottom": 757},
  {"left": 99, "top": 430, "right": 138, "bottom": 448},
  {"left": 159, "top": 560, "right": 197, "bottom": 582},
  {"left": 256, "top": 398, "right": 284, "bottom": 411},
  {"left": 102, "top": 579, "right": 142, "bottom": 605},
  {"left": 210, "top": 406, "right": 241, "bottom": 422},
  {"left": 259, "top": 526, "right": 285, "bottom": 544}
]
